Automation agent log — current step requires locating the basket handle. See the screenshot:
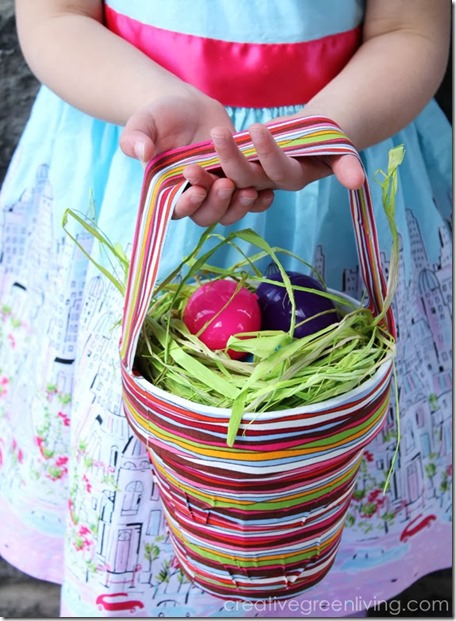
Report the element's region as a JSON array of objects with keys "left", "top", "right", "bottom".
[{"left": 120, "top": 115, "right": 395, "bottom": 371}]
